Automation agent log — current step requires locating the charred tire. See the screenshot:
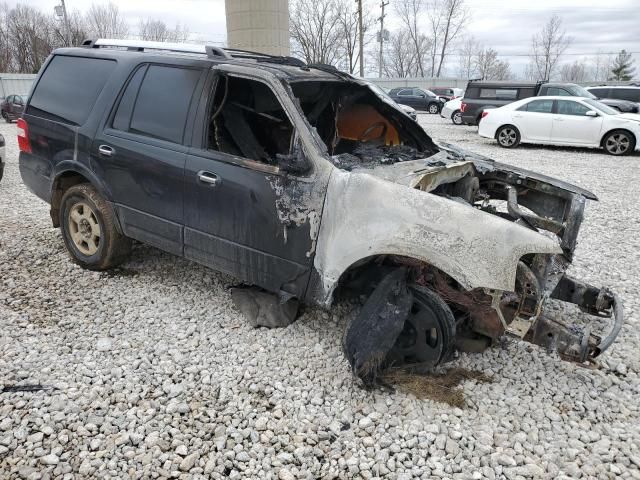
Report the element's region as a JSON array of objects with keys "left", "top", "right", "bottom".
[
  {"left": 60, "top": 183, "right": 131, "bottom": 270},
  {"left": 386, "top": 285, "right": 456, "bottom": 370},
  {"left": 428, "top": 103, "right": 440, "bottom": 114},
  {"left": 496, "top": 125, "right": 521, "bottom": 148},
  {"left": 451, "top": 110, "right": 463, "bottom": 125},
  {"left": 602, "top": 130, "right": 636, "bottom": 156}
]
